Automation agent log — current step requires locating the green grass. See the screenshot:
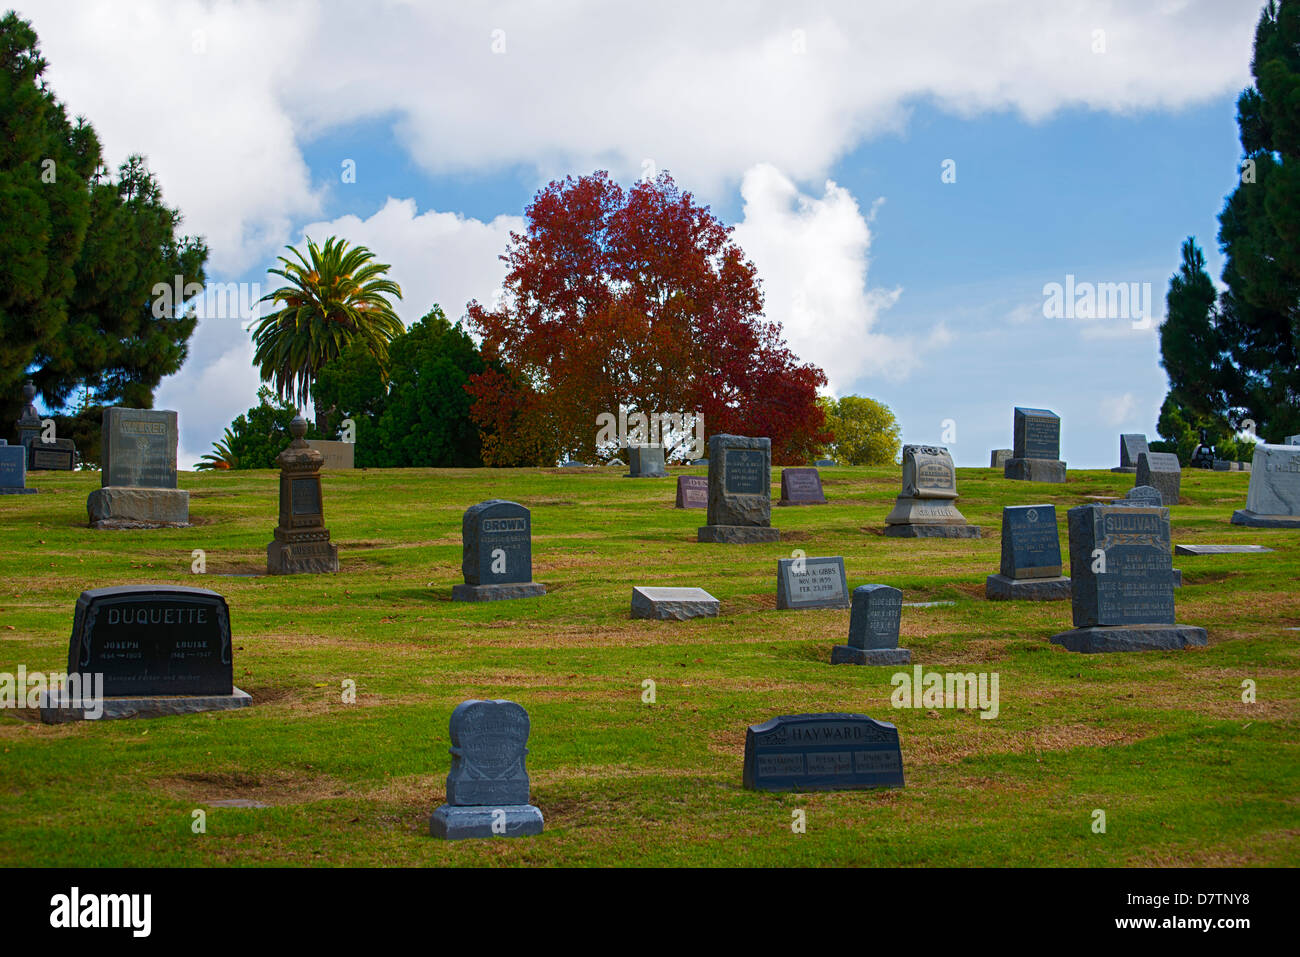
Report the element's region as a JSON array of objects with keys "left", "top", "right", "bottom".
[{"left": 0, "top": 463, "right": 1296, "bottom": 866}]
